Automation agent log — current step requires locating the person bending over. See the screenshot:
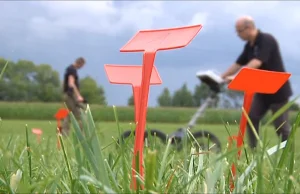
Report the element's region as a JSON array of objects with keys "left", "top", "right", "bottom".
[
  {"left": 62, "top": 57, "right": 86, "bottom": 136},
  {"left": 221, "top": 16, "right": 293, "bottom": 149}
]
